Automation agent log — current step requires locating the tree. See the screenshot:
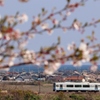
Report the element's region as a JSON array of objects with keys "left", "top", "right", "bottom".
[{"left": 0, "top": 0, "right": 100, "bottom": 75}]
